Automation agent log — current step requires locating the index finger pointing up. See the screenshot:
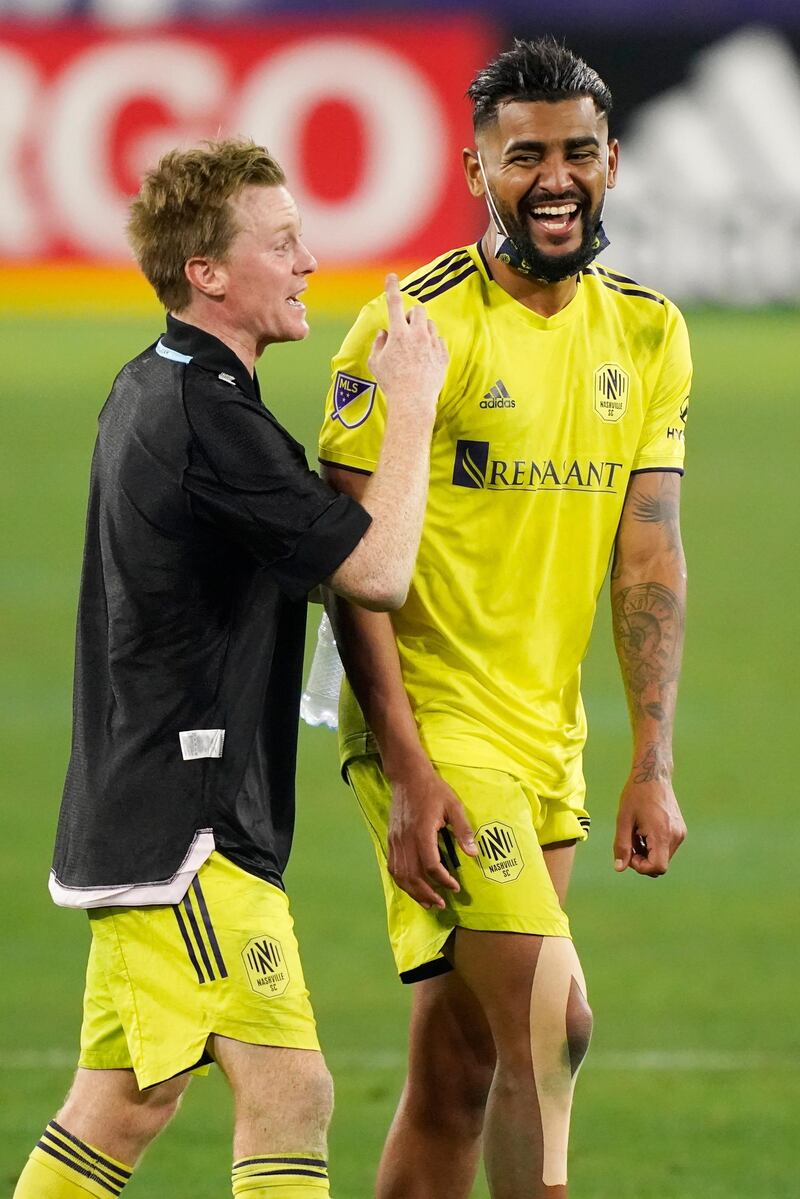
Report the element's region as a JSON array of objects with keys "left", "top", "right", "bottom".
[{"left": 384, "top": 273, "right": 405, "bottom": 327}]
